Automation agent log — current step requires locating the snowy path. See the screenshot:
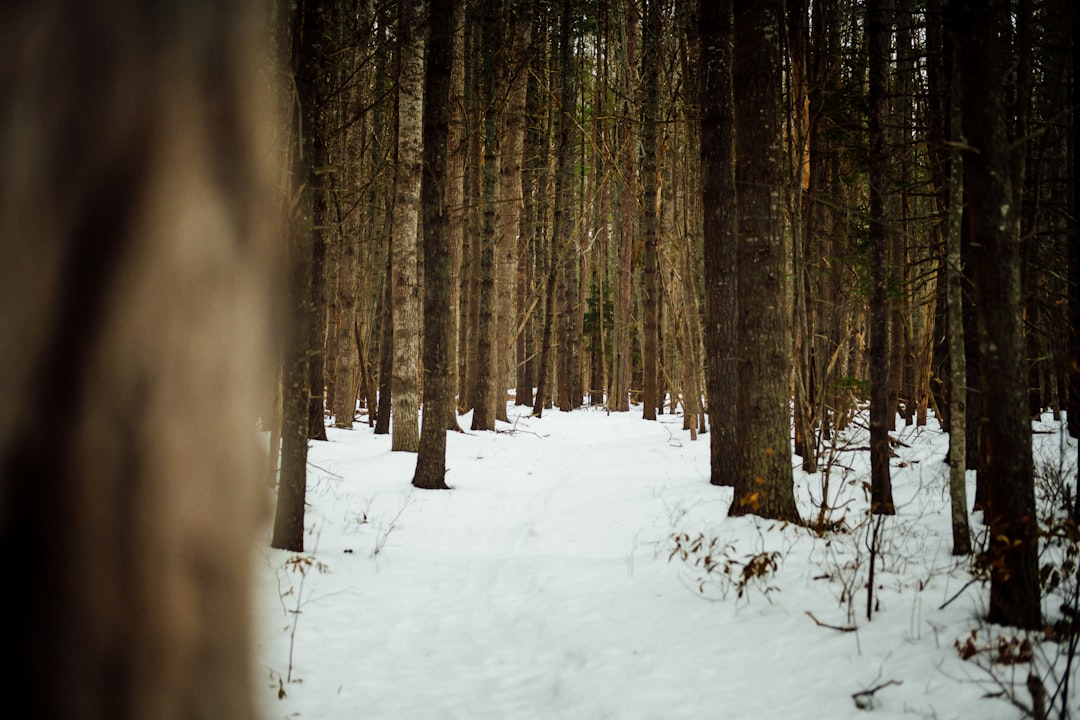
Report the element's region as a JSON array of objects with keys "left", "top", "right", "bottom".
[{"left": 255, "top": 404, "right": 1038, "bottom": 720}]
